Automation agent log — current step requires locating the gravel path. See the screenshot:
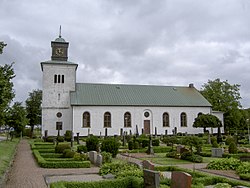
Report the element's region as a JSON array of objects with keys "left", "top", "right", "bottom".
[{"left": 2, "top": 139, "right": 101, "bottom": 188}]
